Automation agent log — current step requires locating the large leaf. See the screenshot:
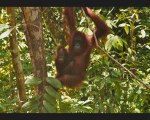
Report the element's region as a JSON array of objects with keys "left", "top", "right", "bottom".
[
  {"left": 124, "top": 25, "right": 129, "bottom": 34},
  {"left": 0, "top": 24, "right": 9, "bottom": 32},
  {"left": 25, "top": 77, "right": 42, "bottom": 85},
  {"left": 43, "top": 100, "right": 56, "bottom": 113},
  {"left": 112, "top": 36, "right": 123, "bottom": 51},
  {"left": 0, "top": 27, "right": 14, "bottom": 39},
  {"left": 46, "top": 77, "right": 62, "bottom": 89},
  {"left": 22, "top": 95, "right": 41, "bottom": 111},
  {"left": 44, "top": 93, "right": 57, "bottom": 106},
  {"left": 105, "top": 40, "right": 113, "bottom": 51},
  {"left": 31, "top": 95, "right": 41, "bottom": 102},
  {"left": 106, "top": 35, "right": 127, "bottom": 51},
  {"left": 45, "top": 86, "right": 61, "bottom": 99},
  {"left": 22, "top": 101, "right": 32, "bottom": 110},
  {"left": 22, "top": 101, "right": 39, "bottom": 112},
  {"left": 105, "top": 35, "right": 113, "bottom": 51}
]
